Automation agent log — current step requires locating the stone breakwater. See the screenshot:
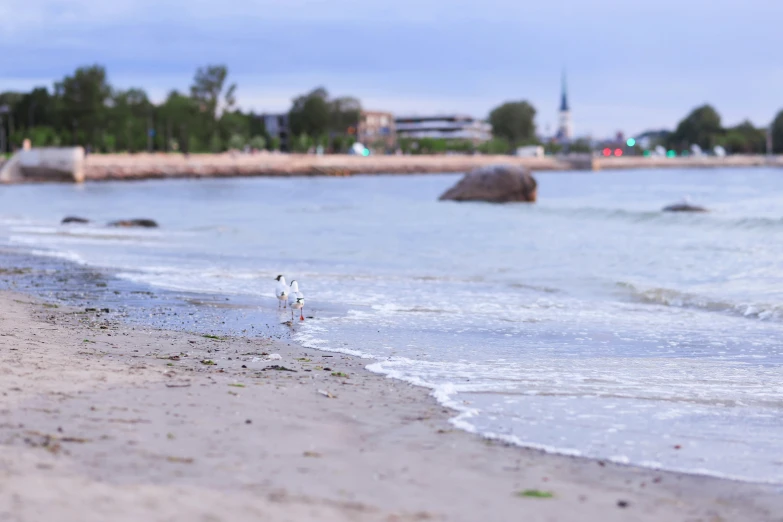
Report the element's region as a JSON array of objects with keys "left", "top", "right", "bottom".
[
  {"left": 4, "top": 152, "right": 783, "bottom": 183},
  {"left": 80, "top": 153, "right": 586, "bottom": 181},
  {"left": 81, "top": 153, "right": 783, "bottom": 181}
]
